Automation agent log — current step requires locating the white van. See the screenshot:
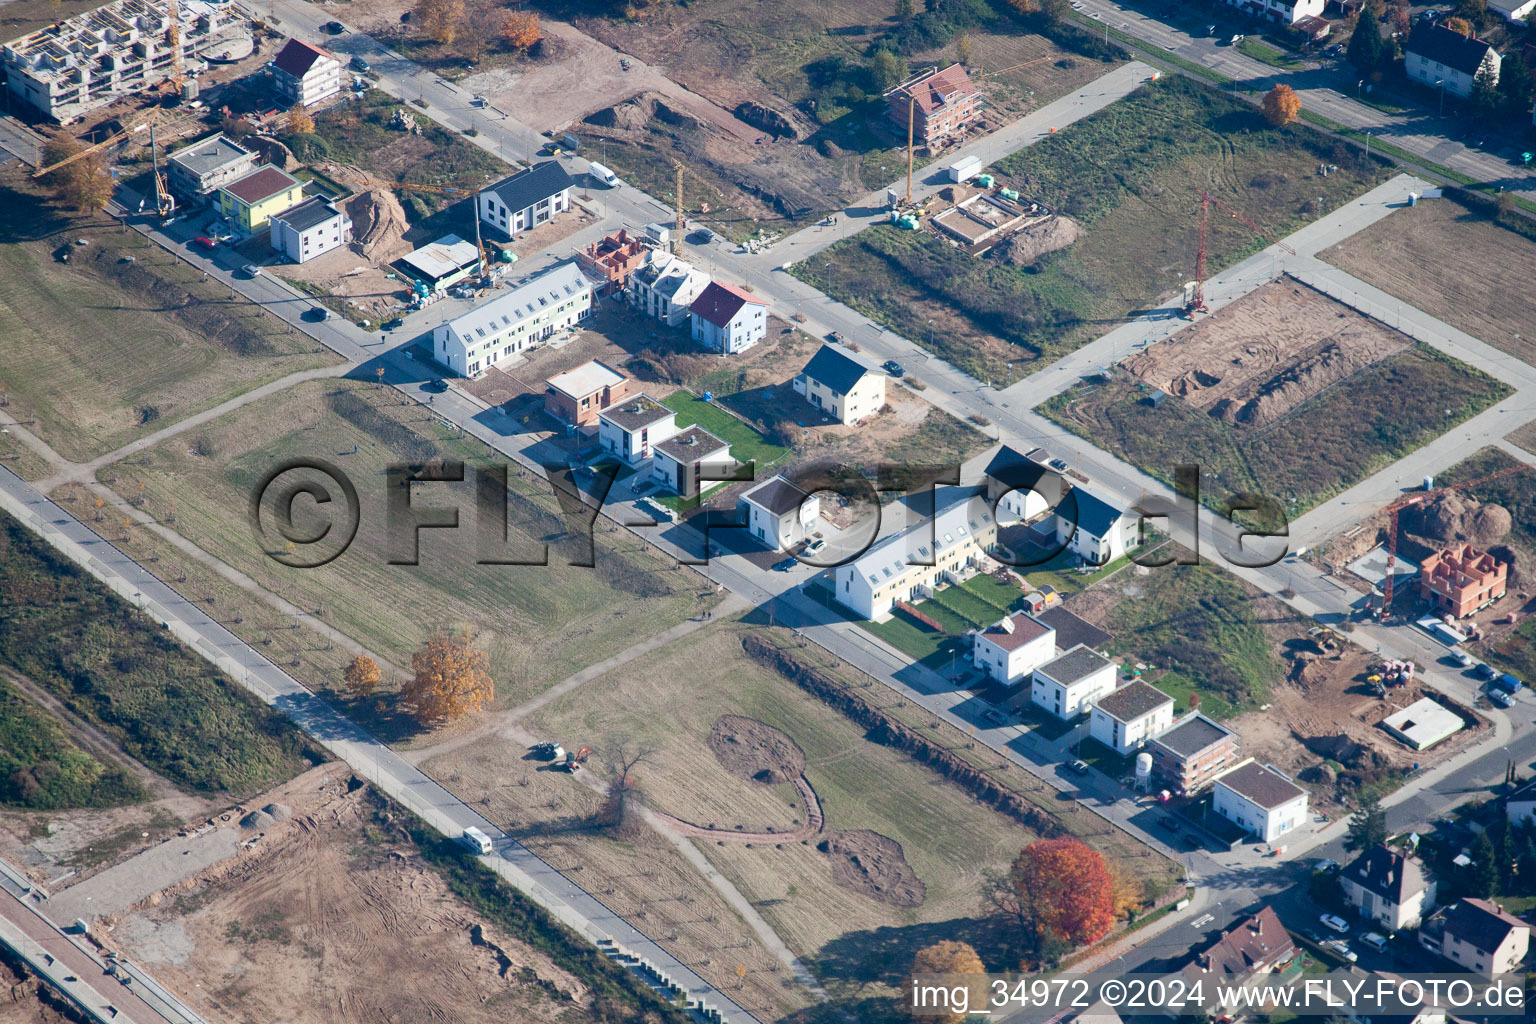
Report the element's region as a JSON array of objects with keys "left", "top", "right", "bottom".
[
  {"left": 587, "top": 161, "right": 618, "bottom": 187},
  {"left": 1360, "top": 932, "right": 1389, "bottom": 953},
  {"left": 461, "top": 826, "right": 493, "bottom": 855}
]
